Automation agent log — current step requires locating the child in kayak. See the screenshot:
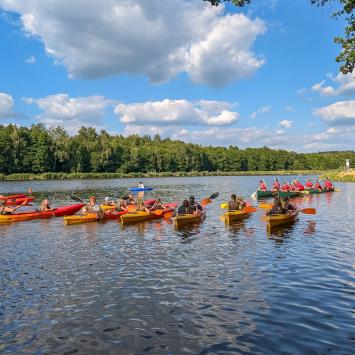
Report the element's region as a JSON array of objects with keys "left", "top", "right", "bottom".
[
  {"left": 188, "top": 196, "right": 203, "bottom": 214},
  {"left": 281, "top": 197, "right": 297, "bottom": 213},
  {"left": 115, "top": 199, "right": 128, "bottom": 212},
  {"left": 149, "top": 198, "right": 165, "bottom": 211},
  {"left": 177, "top": 200, "right": 190, "bottom": 215},
  {"left": 82, "top": 196, "right": 103, "bottom": 217},
  {"left": 136, "top": 199, "right": 150, "bottom": 212},
  {"left": 0, "top": 201, "right": 21, "bottom": 215},
  {"left": 39, "top": 199, "right": 52, "bottom": 212},
  {"left": 258, "top": 180, "right": 267, "bottom": 191},
  {"left": 266, "top": 197, "right": 283, "bottom": 215},
  {"left": 228, "top": 194, "right": 246, "bottom": 211}
]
